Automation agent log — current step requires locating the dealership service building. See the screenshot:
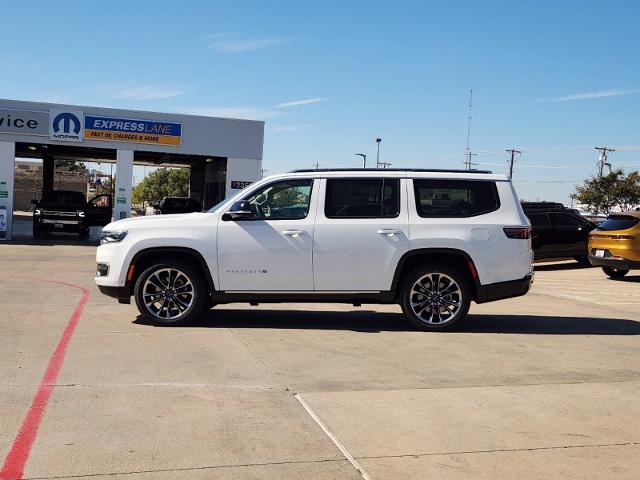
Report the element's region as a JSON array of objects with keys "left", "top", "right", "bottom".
[{"left": 0, "top": 99, "right": 264, "bottom": 240}]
